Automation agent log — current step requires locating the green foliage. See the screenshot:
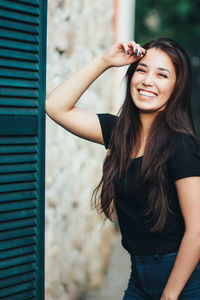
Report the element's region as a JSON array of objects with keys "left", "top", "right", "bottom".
[{"left": 135, "top": 0, "right": 200, "bottom": 50}]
